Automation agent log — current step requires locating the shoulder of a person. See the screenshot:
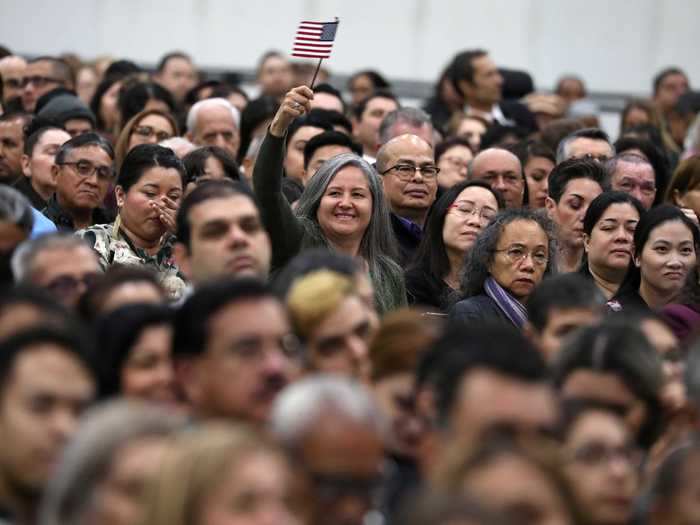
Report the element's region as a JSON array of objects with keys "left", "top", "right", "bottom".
[{"left": 451, "top": 294, "right": 496, "bottom": 316}]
